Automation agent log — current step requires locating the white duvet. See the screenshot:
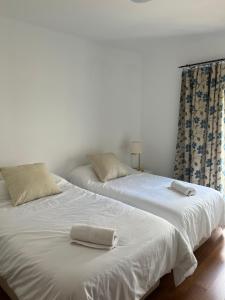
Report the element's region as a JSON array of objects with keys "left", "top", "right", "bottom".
[
  {"left": 69, "top": 166, "right": 225, "bottom": 250},
  {"left": 0, "top": 176, "right": 196, "bottom": 300}
]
